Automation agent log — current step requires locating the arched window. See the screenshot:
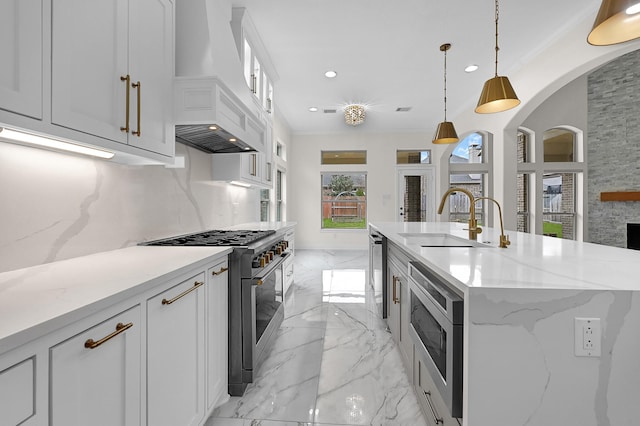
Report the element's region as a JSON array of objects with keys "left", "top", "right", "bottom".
[{"left": 517, "top": 127, "right": 585, "bottom": 240}]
